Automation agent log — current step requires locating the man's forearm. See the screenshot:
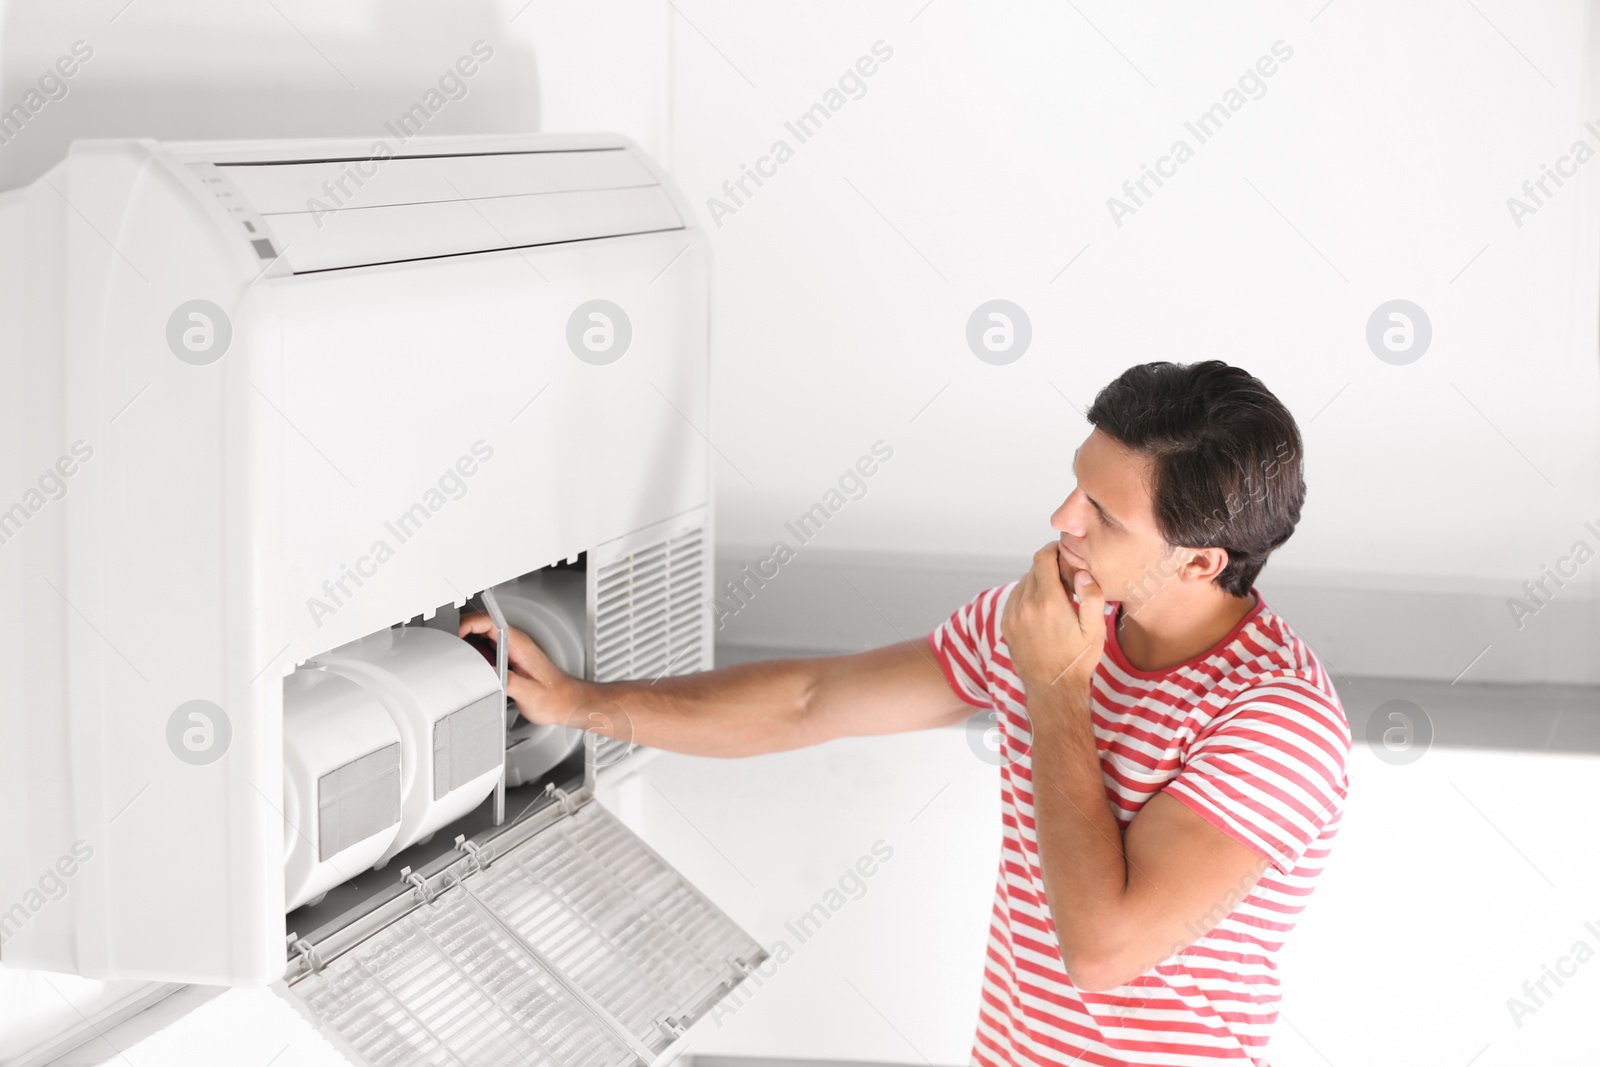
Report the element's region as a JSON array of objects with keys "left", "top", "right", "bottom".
[
  {"left": 1028, "top": 678, "right": 1137, "bottom": 988},
  {"left": 557, "top": 656, "right": 820, "bottom": 758}
]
